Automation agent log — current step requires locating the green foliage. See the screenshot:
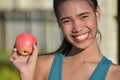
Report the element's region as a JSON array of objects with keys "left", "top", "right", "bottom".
[
  {"left": 0, "top": 67, "right": 19, "bottom": 80},
  {"left": 0, "top": 51, "right": 19, "bottom": 80}
]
